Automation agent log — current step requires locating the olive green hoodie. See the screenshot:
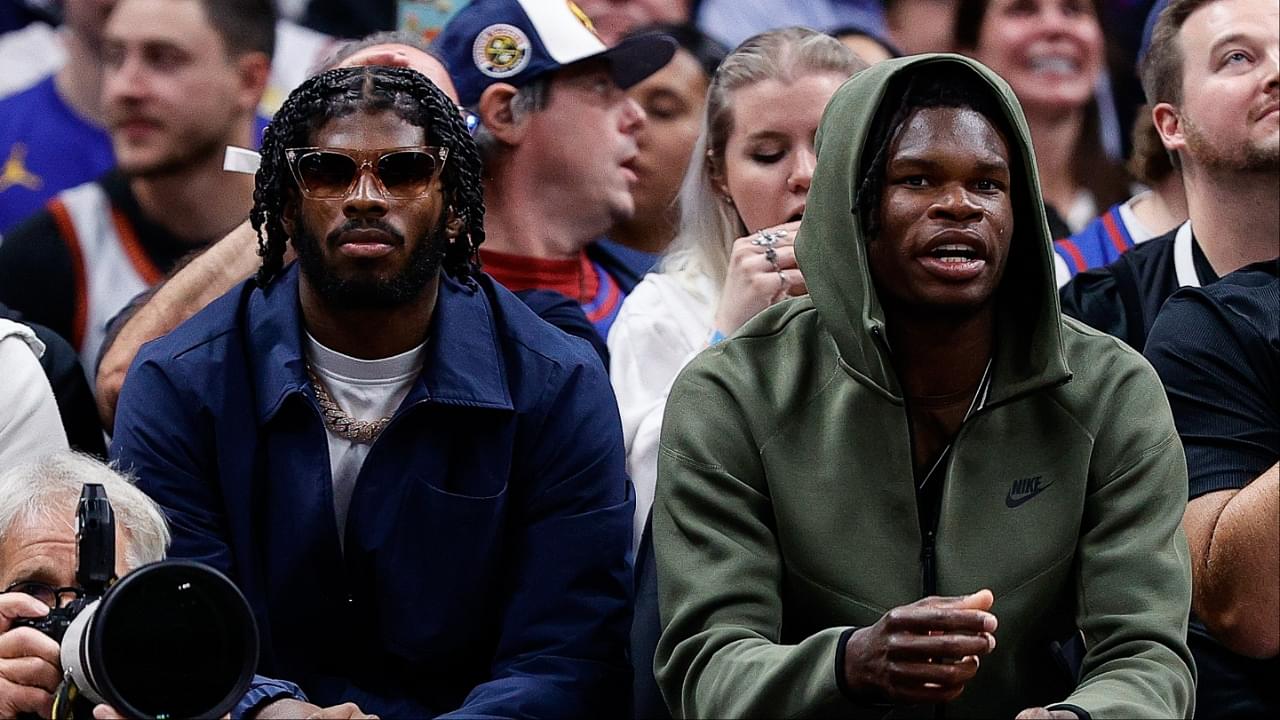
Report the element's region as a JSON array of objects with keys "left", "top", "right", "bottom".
[{"left": 654, "top": 54, "right": 1194, "bottom": 719}]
